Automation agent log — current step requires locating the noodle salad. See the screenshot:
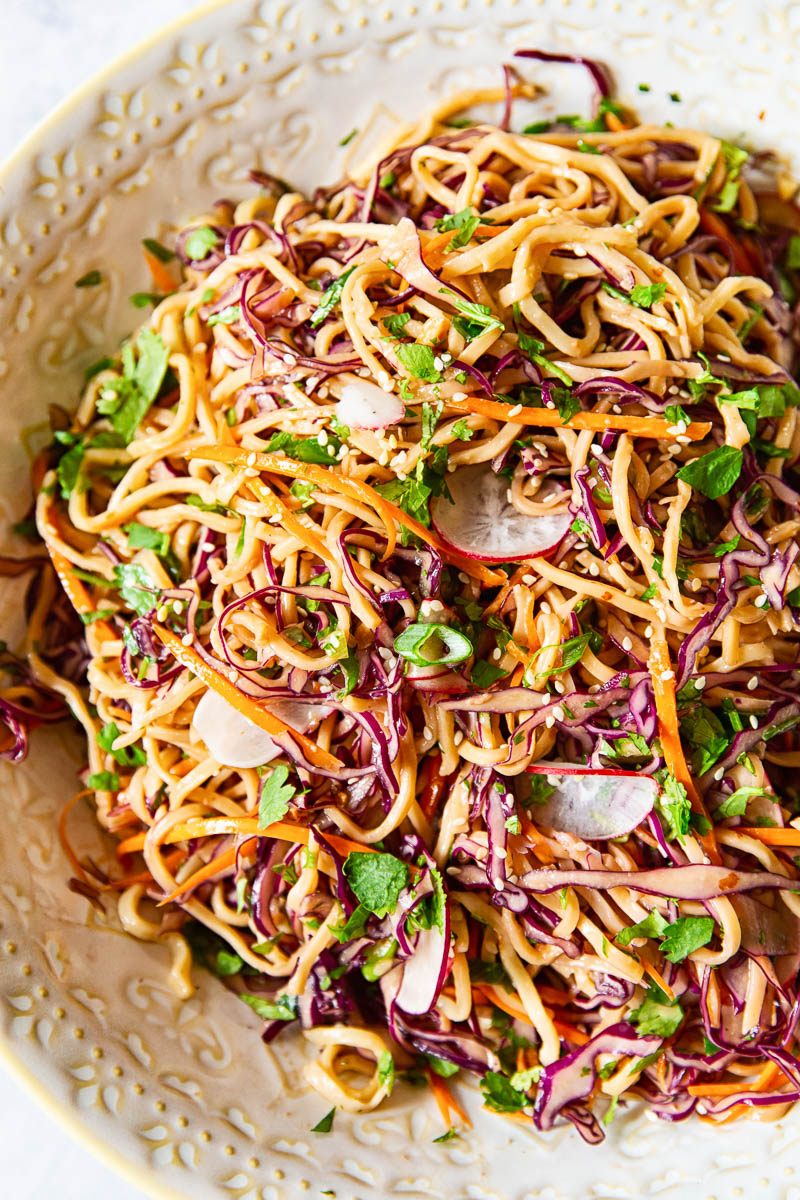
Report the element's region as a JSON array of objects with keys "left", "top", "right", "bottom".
[{"left": 8, "top": 48, "right": 800, "bottom": 1143}]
